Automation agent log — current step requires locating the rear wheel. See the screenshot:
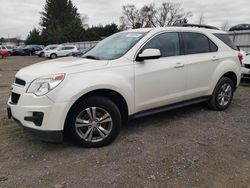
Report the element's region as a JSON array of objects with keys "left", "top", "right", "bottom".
[
  {"left": 50, "top": 53, "right": 57, "bottom": 59},
  {"left": 208, "top": 77, "right": 235, "bottom": 111},
  {"left": 67, "top": 96, "right": 122, "bottom": 147},
  {"left": 0, "top": 54, "right": 3, "bottom": 59}
]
